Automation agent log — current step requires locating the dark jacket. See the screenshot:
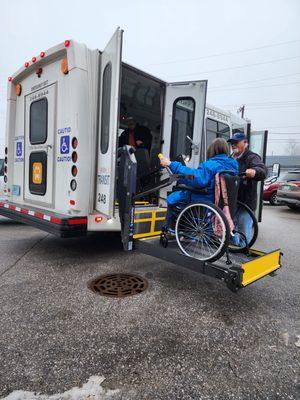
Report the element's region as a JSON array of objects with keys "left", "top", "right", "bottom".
[
  {"left": 236, "top": 149, "right": 268, "bottom": 210},
  {"left": 119, "top": 124, "right": 152, "bottom": 152}
]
